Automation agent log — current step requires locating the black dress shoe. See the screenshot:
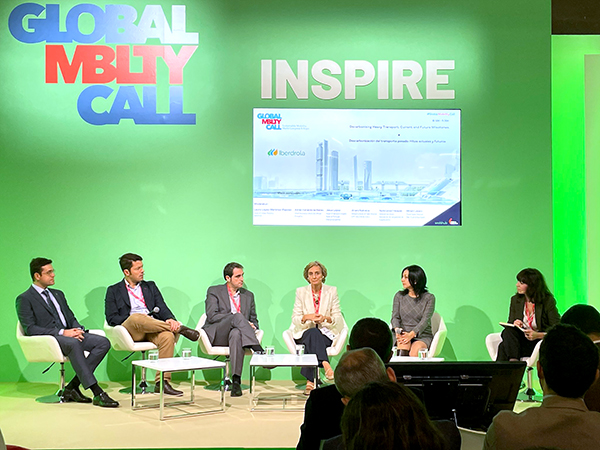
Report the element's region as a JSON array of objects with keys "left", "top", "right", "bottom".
[
  {"left": 62, "top": 387, "right": 92, "bottom": 403},
  {"left": 155, "top": 381, "right": 183, "bottom": 396},
  {"left": 179, "top": 325, "right": 200, "bottom": 342},
  {"left": 230, "top": 381, "right": 242, "bottom": 397},
  {"left": 92, "top": 392, "right": 119, "bottom": 408}
]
